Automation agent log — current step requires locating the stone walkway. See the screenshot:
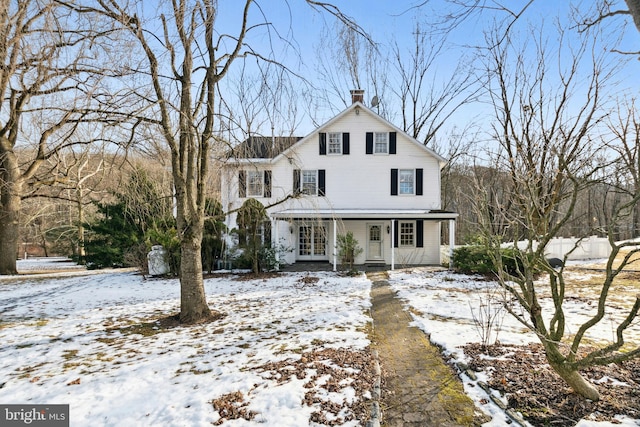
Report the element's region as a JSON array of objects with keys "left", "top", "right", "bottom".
[{"left": 367, "top": 271, "right": 479, "bottom": 427}]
